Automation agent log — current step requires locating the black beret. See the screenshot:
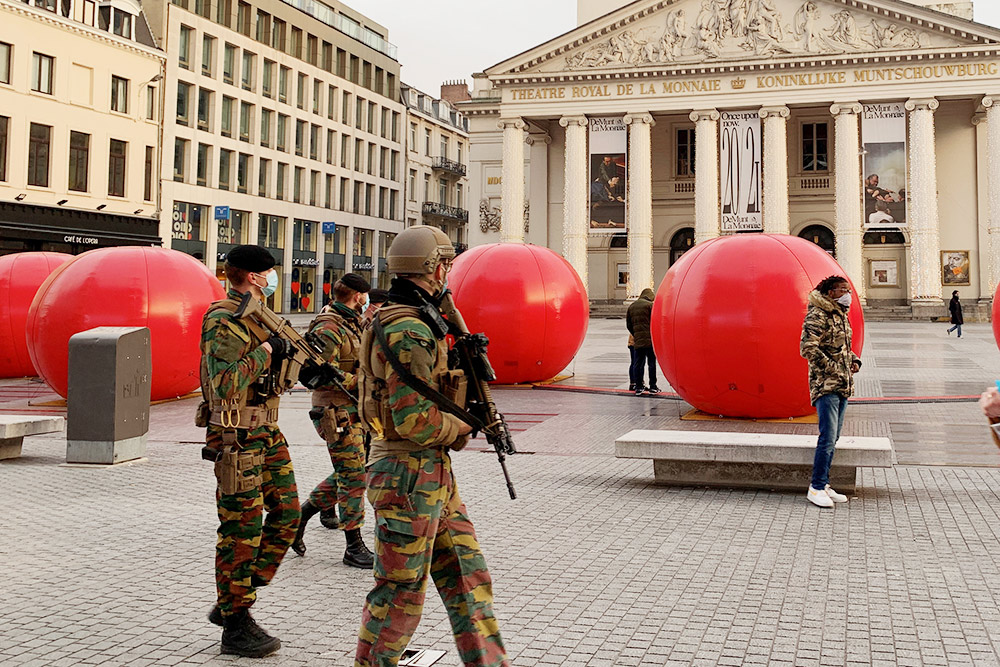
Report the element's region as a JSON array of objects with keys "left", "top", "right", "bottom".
[
  {"left": 339, "top": 272, "right": 371, "bottom": 293},
  {"left": 225, "top": 245, "right": 275, "bottom": 272},
  {"left": 368, "top": 288, "right": 389, "bottom": 304}
]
